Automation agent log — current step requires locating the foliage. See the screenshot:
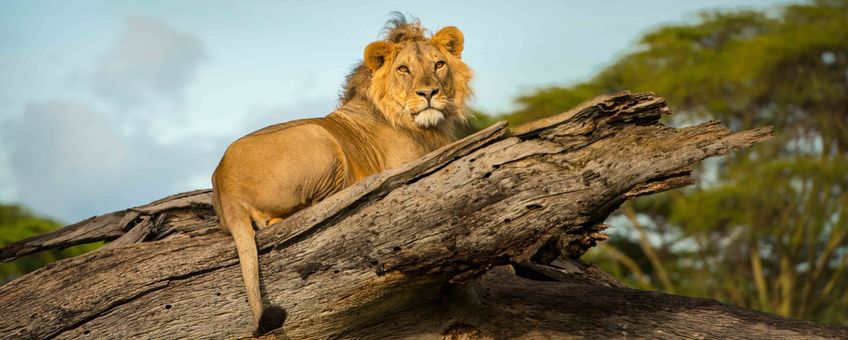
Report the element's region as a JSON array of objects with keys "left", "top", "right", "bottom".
[
  {"left": 487, "top": 0, "right": 848, "bottom": 325},
  {"left": 0, "top": 204, "right": 100, "bottom": 283}
]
